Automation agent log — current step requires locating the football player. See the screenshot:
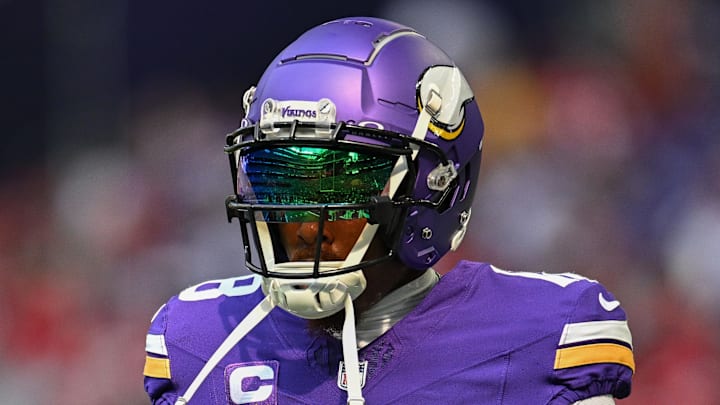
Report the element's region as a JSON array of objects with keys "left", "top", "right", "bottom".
[{"left": 143, "top": 17, "right": 634, "bottom": 404}]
